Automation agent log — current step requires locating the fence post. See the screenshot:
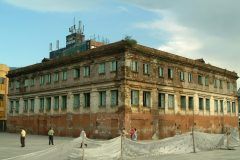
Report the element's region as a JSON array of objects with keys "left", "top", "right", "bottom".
[
  {"left": 120, "top": 134, "right": 123, "bottom": 160},
  {"left": 82, "top": 136, "right": 85, "bottom": 160}
]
